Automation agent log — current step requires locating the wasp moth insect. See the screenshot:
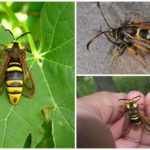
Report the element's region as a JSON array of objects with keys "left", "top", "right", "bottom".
[
  {"left": 0, "top": 29, "right": 35, "bottom": 105},
  {"left": 87, "top": 2, "right": 150, "bottom": 69},
  {"left": 119, "top": 95, "right": 150, "bottom": 136}
]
